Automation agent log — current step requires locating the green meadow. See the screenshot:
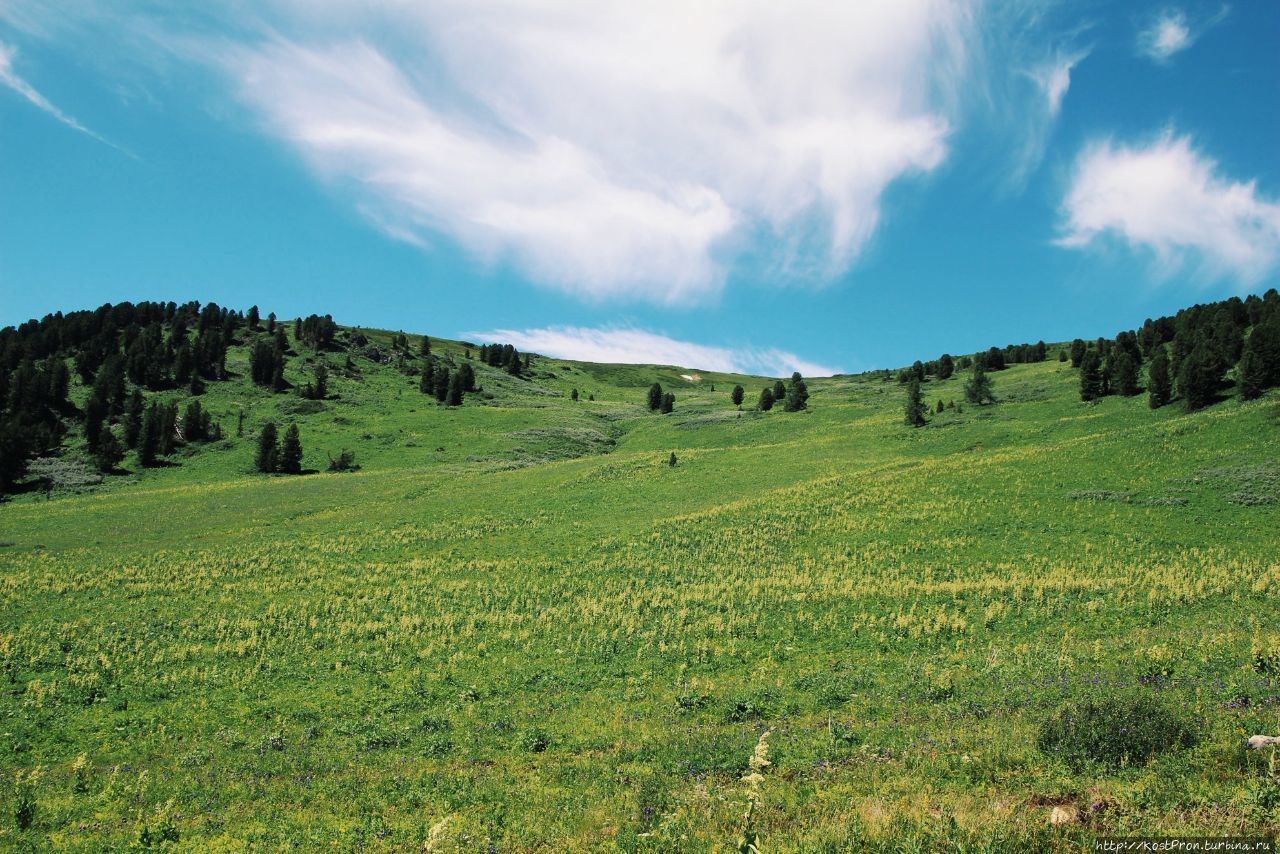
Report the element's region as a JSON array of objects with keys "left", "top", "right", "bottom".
[{"left": 2, "top": 327, "right": 1279, "bottom": 850}]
